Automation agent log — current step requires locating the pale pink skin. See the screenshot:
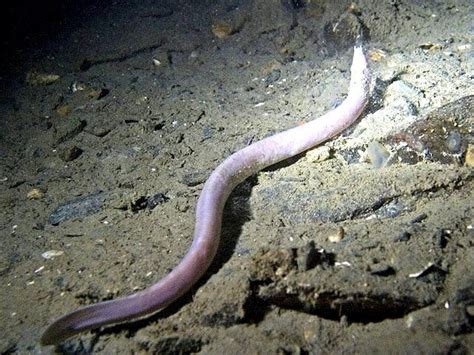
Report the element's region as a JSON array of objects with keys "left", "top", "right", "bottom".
[{"left": 41, "top": 45, "right": 370, "bottom": 345}]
